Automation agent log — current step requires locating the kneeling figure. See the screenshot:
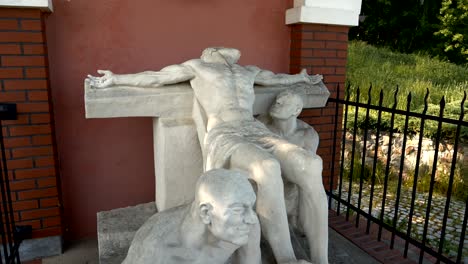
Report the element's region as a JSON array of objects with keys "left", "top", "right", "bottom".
[{"left": 123, "top": 169, "right": 260, "bottom": 264}]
